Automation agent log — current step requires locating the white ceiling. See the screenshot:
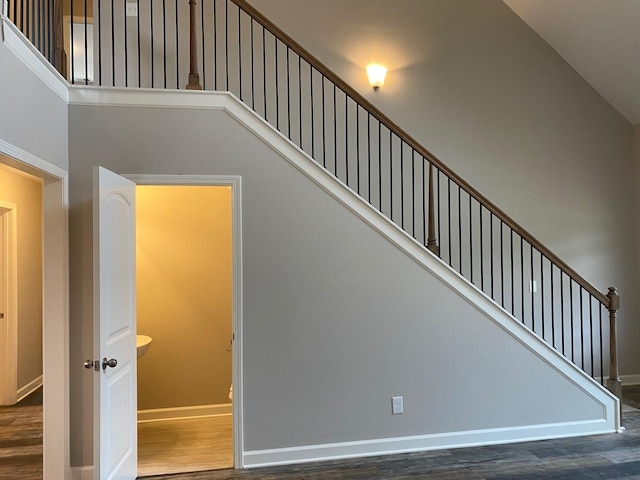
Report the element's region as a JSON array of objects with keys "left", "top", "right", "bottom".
[{"left": 503, "top": 0, "right": 640, "bottom": 125}]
